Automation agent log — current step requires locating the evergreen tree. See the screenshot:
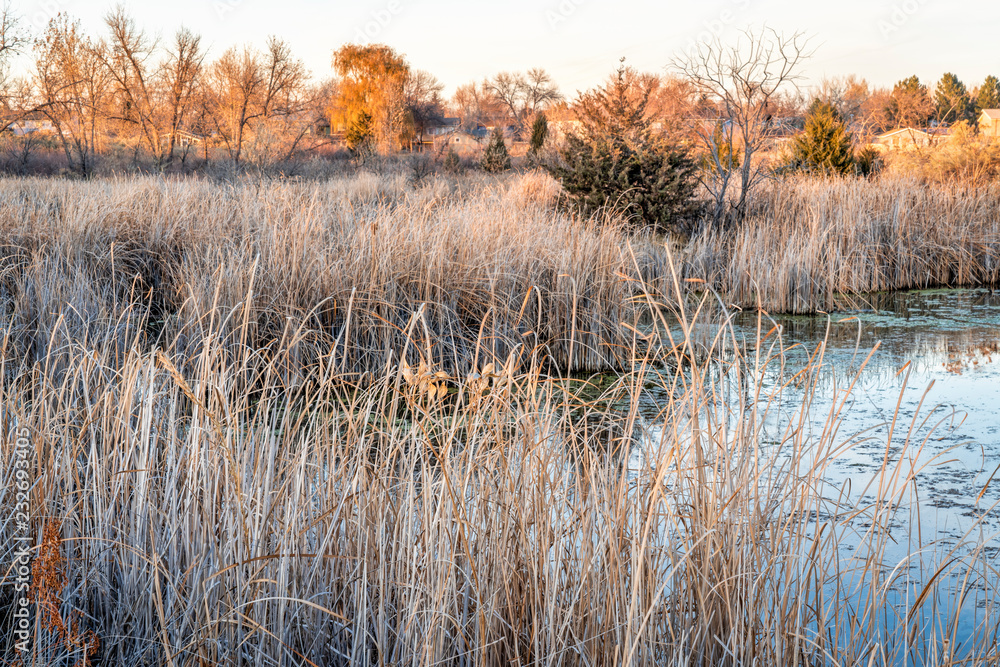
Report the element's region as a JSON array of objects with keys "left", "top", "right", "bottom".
[
  {"left": 976, "top": 75, "right": 1000, "bottom": 115},
  {"left": 345, "top": 111, "right": 374, "bottom": 153},
  {"left": 544, "top": 62, "right": 698, "bottom": 235},
  {"left": 481, "top": 127, "right": 511, "bottom": 172},
  {"left": 443, "top": 147, "right": 462, "bottom": 173},
  {"left": 528, "top": 112, "right": 548, "bottom": 155},
  {"left": 894, "top": 75, "right": 925, "bottom": 96},
  {"left": 934, "top": 72, "right": 971, "bottom": 124},
  {"left": 792, "top": 99, "right": 855, "bottom": 175}
]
